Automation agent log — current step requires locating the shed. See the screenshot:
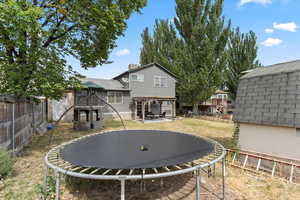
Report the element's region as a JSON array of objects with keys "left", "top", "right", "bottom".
[{"left": 234, "top": 59, "right": 300, "bottom": 161}]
